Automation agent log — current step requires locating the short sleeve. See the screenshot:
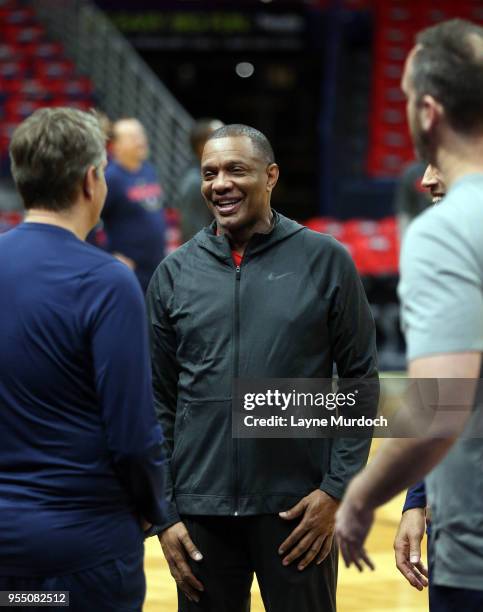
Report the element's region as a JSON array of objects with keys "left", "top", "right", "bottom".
[{"left": 398, "top": 211, "right": 483, "bottom": 360}]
